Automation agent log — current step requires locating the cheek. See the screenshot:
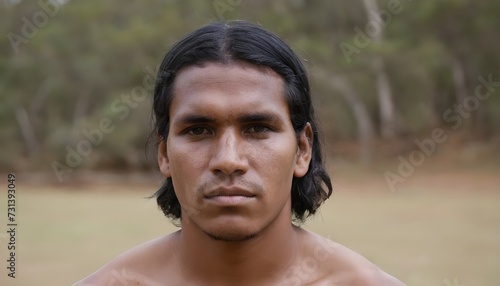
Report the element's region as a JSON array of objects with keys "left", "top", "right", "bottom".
[
  {"left": 168, "top": 137, "right": 208, "bottom": 169},
  {"left": 166, "top": 140, "right": 208, "bottom": 197},
  {"left": 252, "top": 138, "right": 297, "bottom": 191}
]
